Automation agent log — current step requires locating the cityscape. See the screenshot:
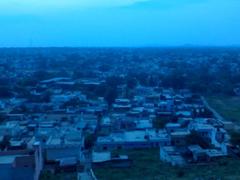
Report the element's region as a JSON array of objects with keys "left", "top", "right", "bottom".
[
  {"left": 0, "top": 48, "right": 240, "bottom": 179},
  {"left": 0, "top": 0, "right": 240, "bottom": 179}
]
